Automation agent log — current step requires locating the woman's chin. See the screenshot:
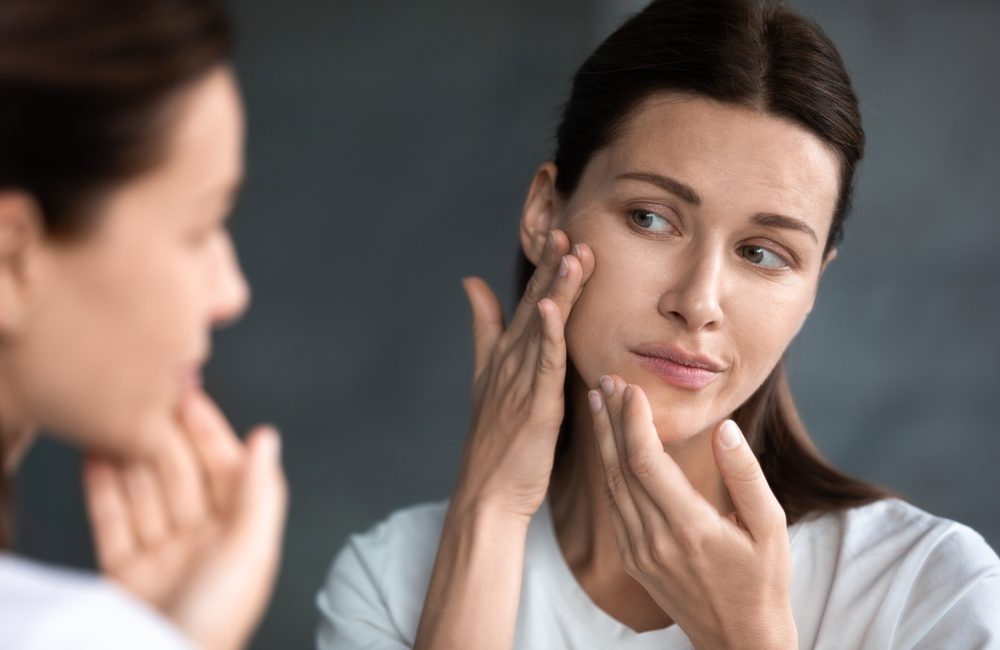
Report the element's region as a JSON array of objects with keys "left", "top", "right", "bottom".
[{"left": 647, "top": 401, "right": 721, "bottom": 447}]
